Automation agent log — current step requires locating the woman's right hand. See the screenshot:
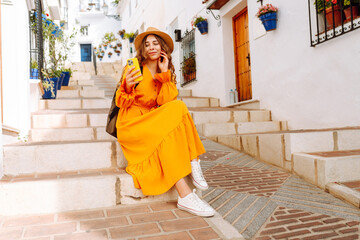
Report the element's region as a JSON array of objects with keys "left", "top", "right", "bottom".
[{"left": 124, "top": 66, "right": 142, "bottom": 93}]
